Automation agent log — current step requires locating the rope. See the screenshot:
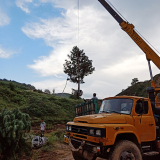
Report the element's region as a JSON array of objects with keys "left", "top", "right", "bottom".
[{"left": 68, "top": 137, "right": 85, "bottom": 152}]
